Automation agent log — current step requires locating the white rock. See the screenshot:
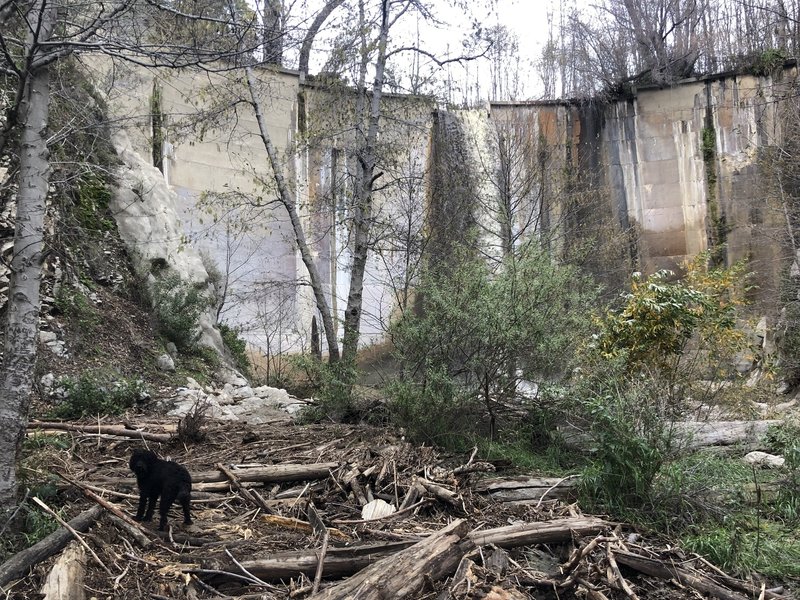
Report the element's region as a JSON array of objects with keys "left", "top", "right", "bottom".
[
  {"left": 46, "top": 341, "right": 67, "bottom": 357},
  {"left": 233, "top": 386, "right": 254, "bottom": 399},
  {"left": 218, "top": 368, "right": 249, "bottom": 387},
  {"left": 109, "top": 130, "right": 224, "bottom": 359},
  {"left": 361, "top": 499, "right": 396, "bottom": 521},
  {"left": 185, "top": 377, "right": 202, "bottom": 390},
  {"left": 214, "top": 392, "right": 234, "bottom": 405},
  {"left": 228, "top": 396, "right": 292, "bottom": 424},
  {"left": 39, "top": 331, "right": 57, "bottom": 343},
  {"left": 156, "top": 353, "right": 176, "bottom": 372},
  {"left": 743, "top": 451, "right": 785, "bottom": 468},
  {"left": 40, "top": 373, "right": 55, "bottom": 390},
  {"left": 167, "top": 396, "right": 239, "bottom": 421}
]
